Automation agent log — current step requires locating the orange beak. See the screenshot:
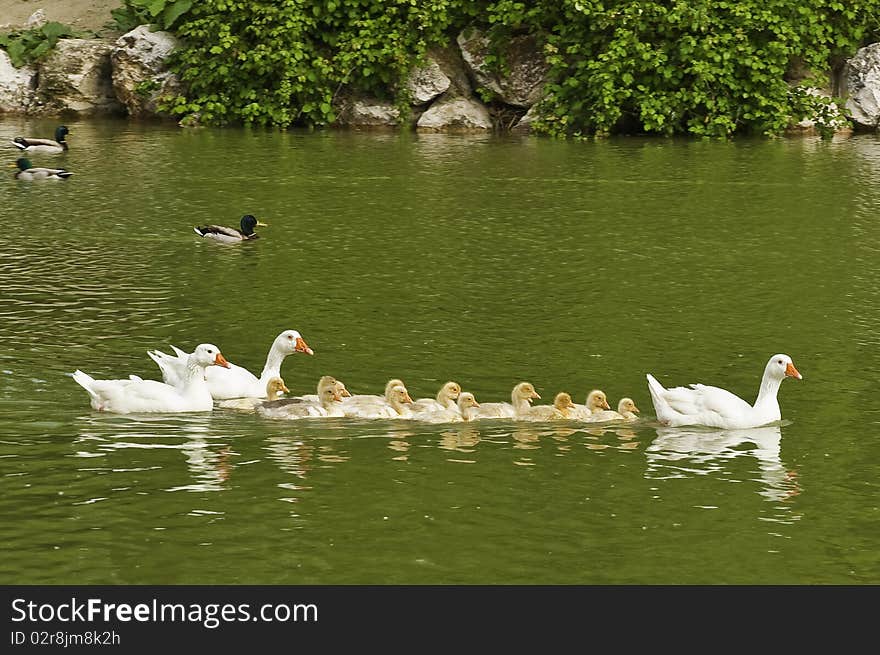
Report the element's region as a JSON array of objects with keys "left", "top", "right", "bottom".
[
  {"left": 295, "top": 337, "right": 314, "bottom": 355},
  {"left": 214, "top": 353, "right": 230, "bottom": 368},
  {"left": 785, "top": 362, "right": 802, "bottom": 380}
]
